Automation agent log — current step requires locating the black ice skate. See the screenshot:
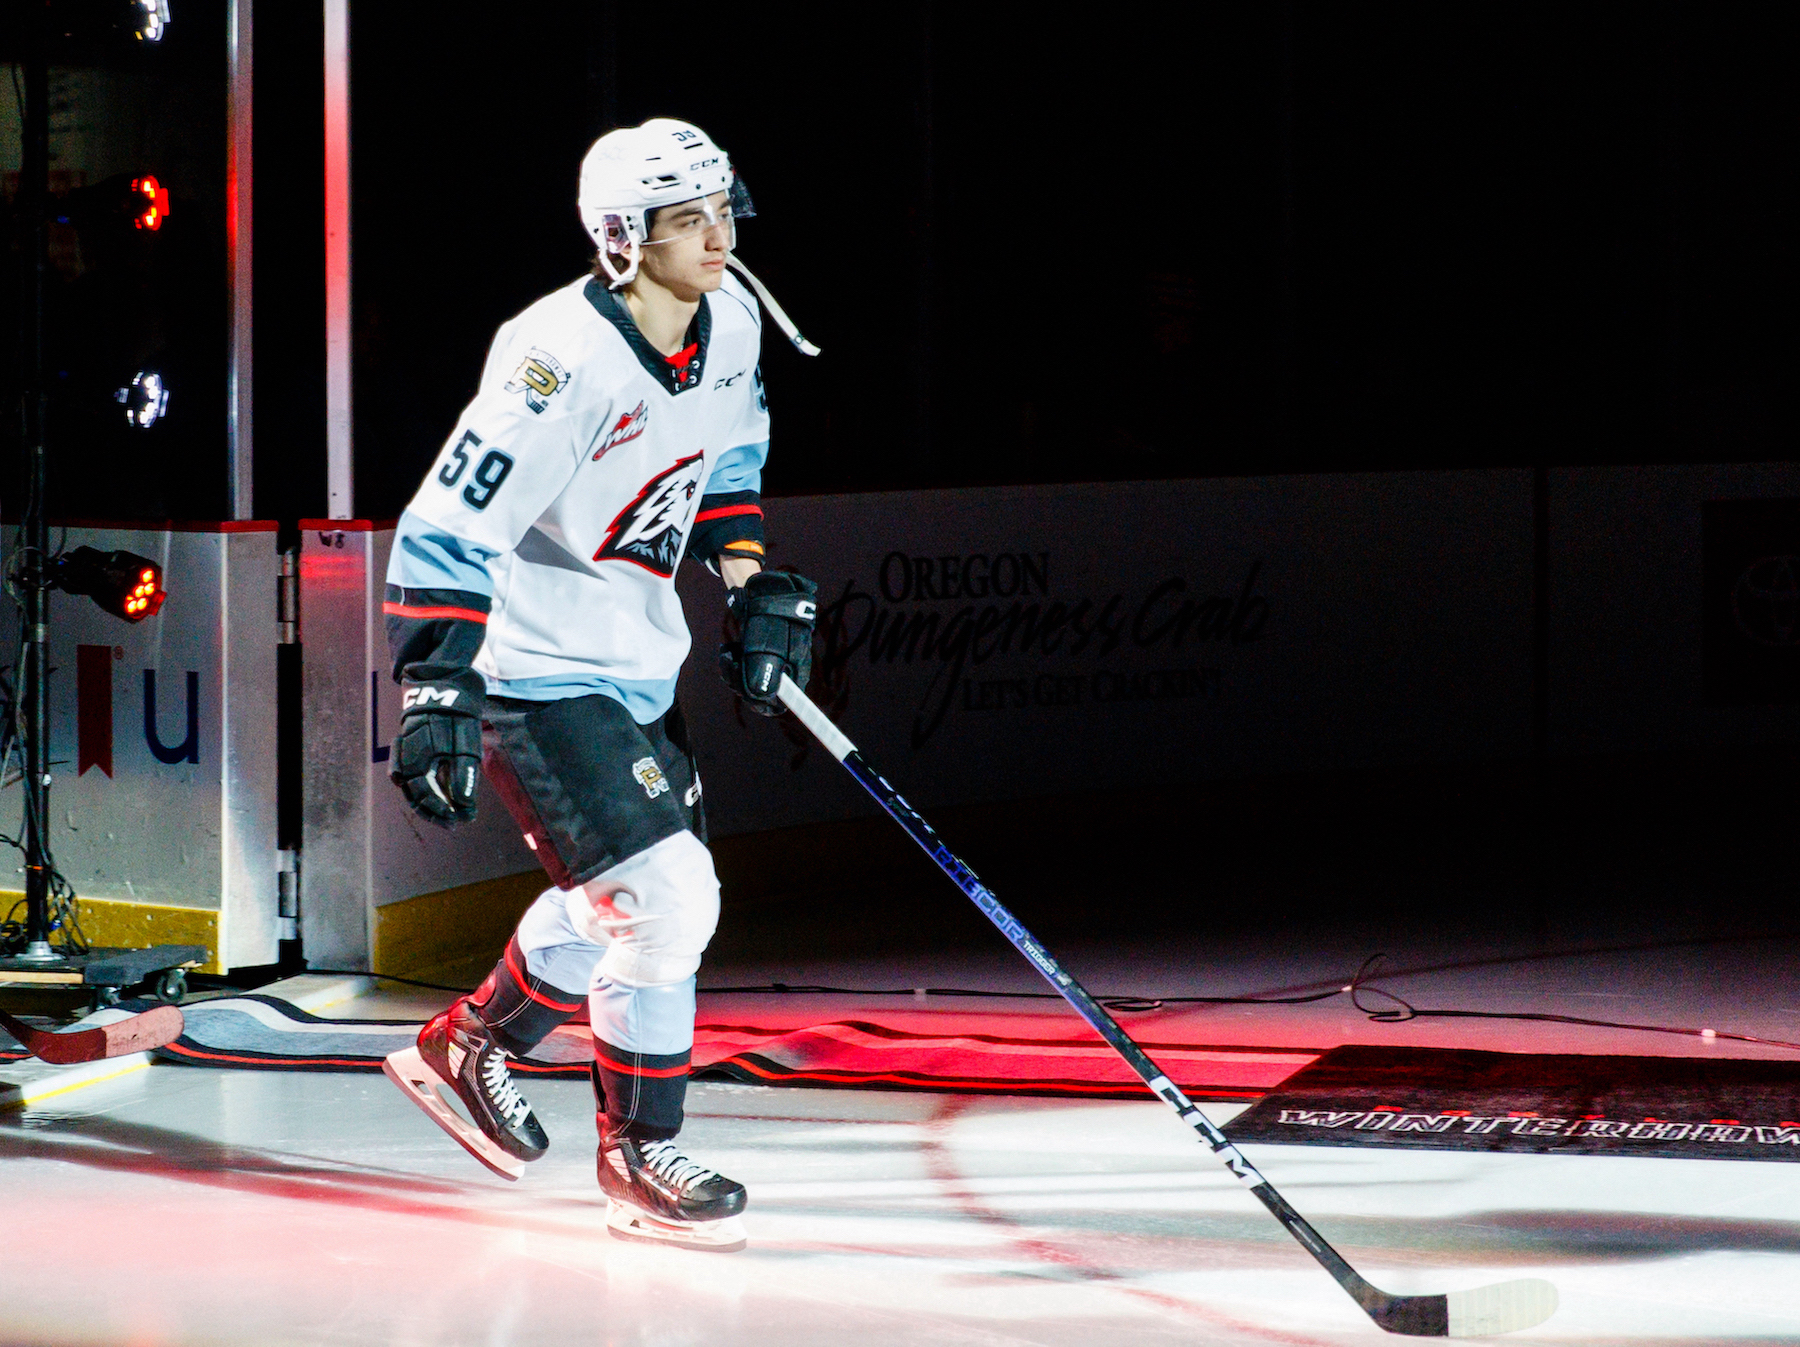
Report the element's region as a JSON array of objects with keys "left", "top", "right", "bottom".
[
  {"left": 383, "top": 999, "right": 549, "bottom": 1180},
  {"left": 598, "top": 1130, "right": 748, "bottom": 1251}
]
